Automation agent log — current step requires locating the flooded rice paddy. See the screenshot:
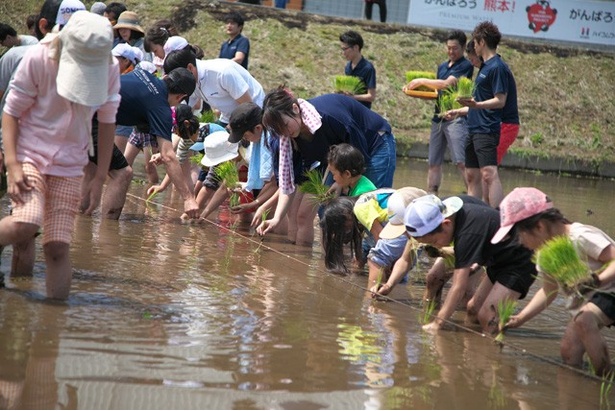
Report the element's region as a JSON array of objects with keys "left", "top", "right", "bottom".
[{"left": 1, "top": 158, "right": 615, "bottom": 409}]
